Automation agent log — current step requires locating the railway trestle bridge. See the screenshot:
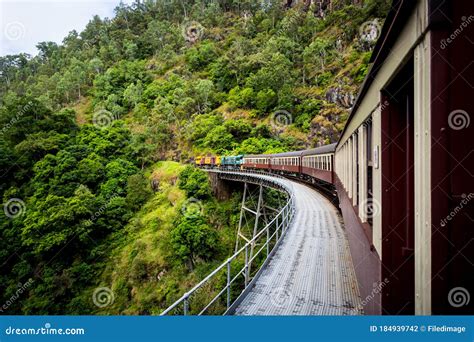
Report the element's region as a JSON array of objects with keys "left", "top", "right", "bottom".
[{"left": 161, "top": 170, "right": 362, "bottom": 316}]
